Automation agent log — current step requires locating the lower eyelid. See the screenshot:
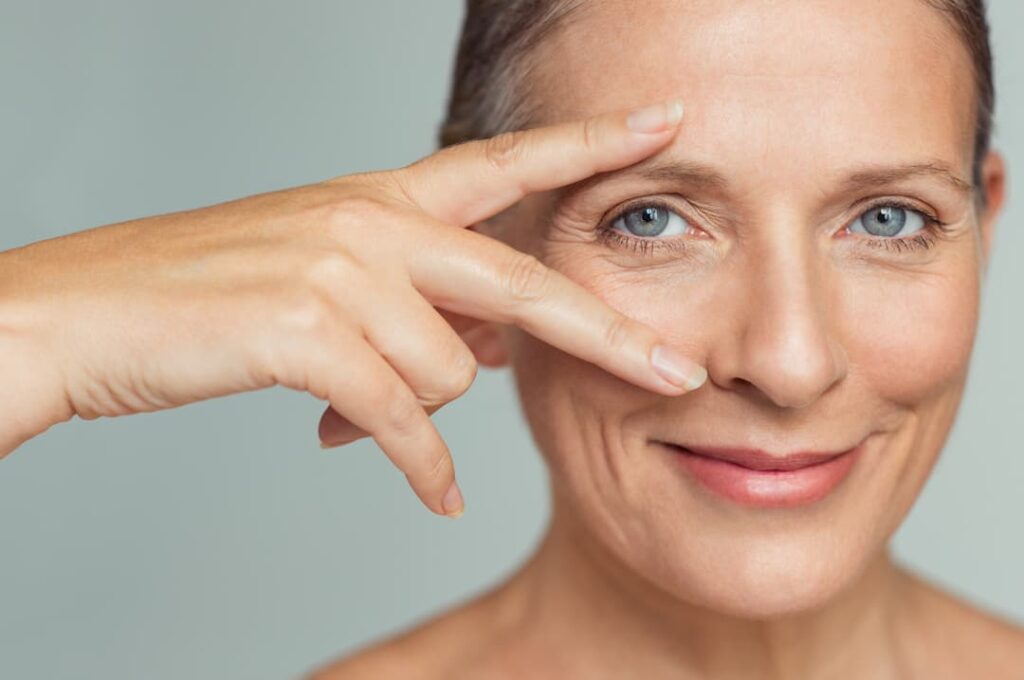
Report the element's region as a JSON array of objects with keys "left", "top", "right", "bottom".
[{"left": 597, "top": 226, "right": 690, "bottom": 256}]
